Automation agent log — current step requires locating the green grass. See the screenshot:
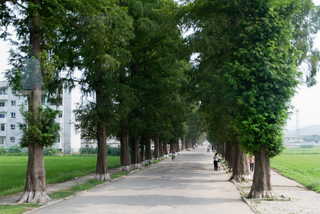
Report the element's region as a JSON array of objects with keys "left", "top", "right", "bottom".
[
  {"left": 0, "top": 156, "right": 120, "bottom": 196},
  {"left": 271, "top": 148, "right": 320, "bottom": 192},
  {"left": 0, "top": 204, "right": 40, "bottom": 214}
]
